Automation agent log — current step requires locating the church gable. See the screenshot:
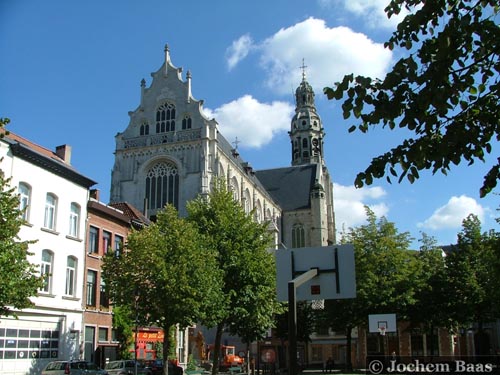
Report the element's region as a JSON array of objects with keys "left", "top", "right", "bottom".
[{"left": 118, "top": 45, "right": 215, "bottom": 147}]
